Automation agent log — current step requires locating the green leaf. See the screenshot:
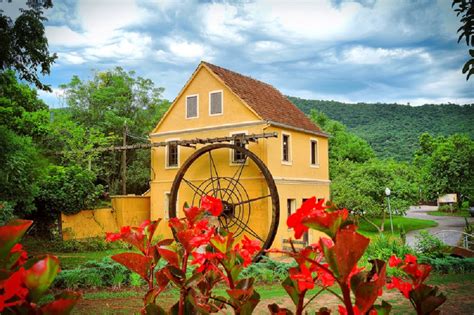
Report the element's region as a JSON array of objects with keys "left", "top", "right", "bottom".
[
  {"left": 282, "top": 276, "right": 300, "bottom": 306},
  {"left": 373, "top": 300, "right": 392, "bottom": 315}
]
